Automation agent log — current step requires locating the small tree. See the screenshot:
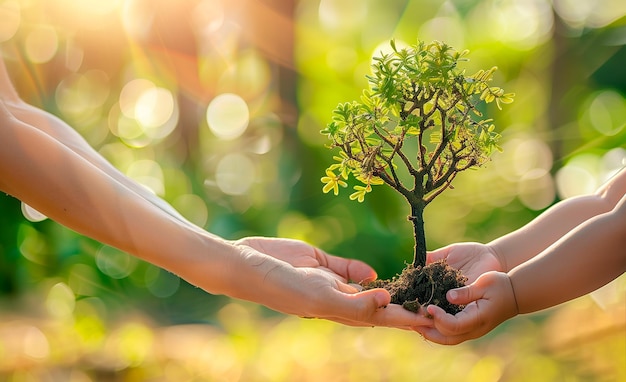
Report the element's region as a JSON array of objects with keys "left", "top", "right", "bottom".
[{"left": 321, "top": 39, "right": 513, "bottom": 268}]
